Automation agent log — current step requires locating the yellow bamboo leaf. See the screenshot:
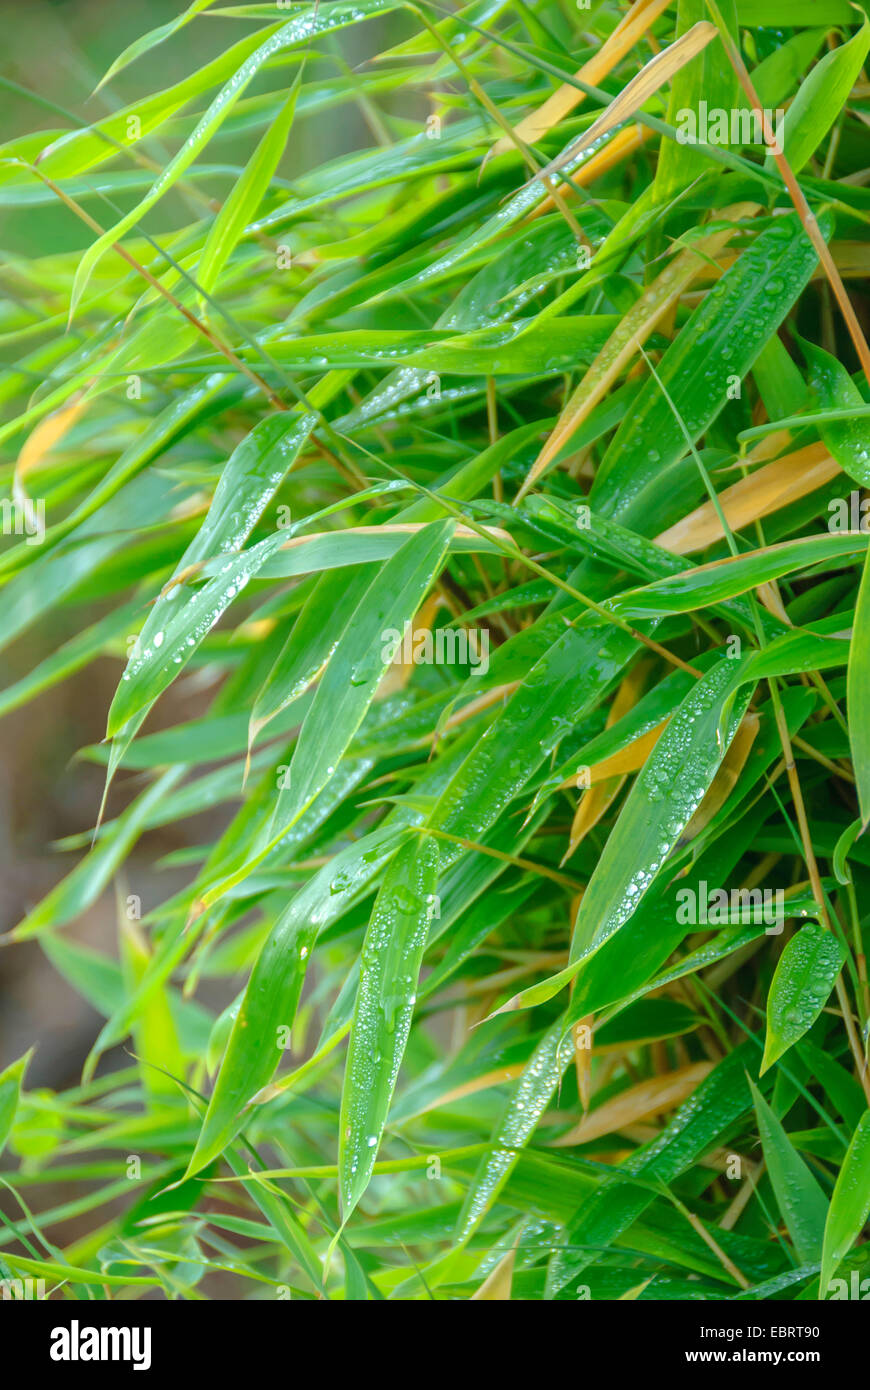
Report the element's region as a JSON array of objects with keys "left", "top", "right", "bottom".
[
  {"left": 566, "top": 776, "right": 625, "bottom": 862},
  {"left": 756, "top": 581, "right": 791, "bottom": 624},
  {"left": 654, "top": 443, "right": 839, "bottom": 554},
  {"left": 573, "top": 1014, "right": 594, "bottom": 1112},
  {"left": 551, "top": 1061, "right": 713, "bottom": 1146},
  {"left": 378, "top": 591, "right": 445, "bottom": 696},
  {"left": 14, "top": 392, "right": 90, "bottom": 495},
  {"left": 532, "top": 22, "right": 719, "bottom": 186},
  {"left": 418, "top": 1064, "right": 526, "bottom": 1115},
  {"left": 491, "top": 0, "right": 673, "bottom": 157},
  {"left": 528, "top": 124, "right": 651, "bottom": 220},
  {"left": 564, "top": 719, "right": 670, "bottom": 791},
  {"left": 471, "top": 1244, "right": 516, "bottom": 1300}
]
